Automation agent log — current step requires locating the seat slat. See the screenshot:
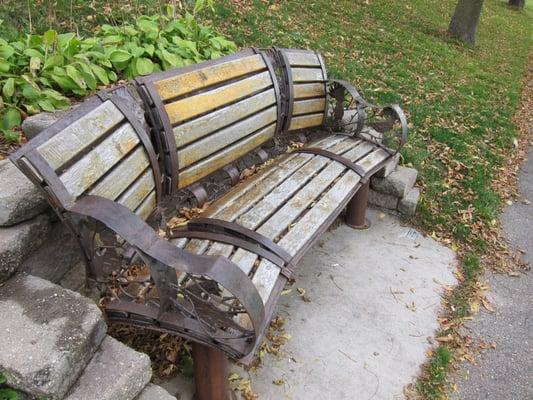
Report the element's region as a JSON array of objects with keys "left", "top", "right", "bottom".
[
  {"left": 38, "top": 101, "right": 124, "bottom": 170},
  {"left": 293, "top": 83, "right": 325, "bottom": 99},
  {"left": 291, "top": 68, "right": 324, "bottom": 82},
  {"left": 165, "top": 71, "right": 273, "bottom": 125},
  {"left": 357, "top": 148, "right": 390, "bottom": 173},
  {"left": 117, "top": 169, "right": 156, "bottom": 211},
  {"left": 135, "top": 190, "right": 156, "bottom": 221},
  {"left": 293, "top": 98, "right": 326, "bottom": 116},
  {"left": 174, "top": 89, "right": 276, "bottom": 148},
  {"left": 89, "top": 146, "right": 150, "bottom": 201},
  {"left": 289, "top": 113, "right": 324, "bottom": 131},
  {"left": 286, "top": 51, "right": 321, "bottom": 67},
  {"left": 179, "top": 106, "right": 277, "bottom": 169},
  {"left": 60, "top": 123, "right": 140, "bottom": 197},
  {"left": 178, "top": 123, "right": 276, "bottom": 189},
  {"left": 155, "top": 54, "right": 267, "bottom": 101}
]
